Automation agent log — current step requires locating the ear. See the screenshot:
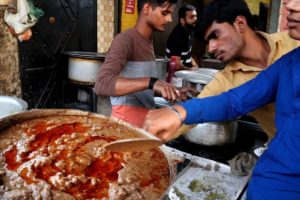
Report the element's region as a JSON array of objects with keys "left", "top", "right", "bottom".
[
  {"left": 180, "top": 18, "right": 185, "bottom": 26},
  {"left": 142, "top": 2, "right": 151, "bottom": 15},
  {"left": 233, "top": 16, "right": 248, "bottom": 33}
]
